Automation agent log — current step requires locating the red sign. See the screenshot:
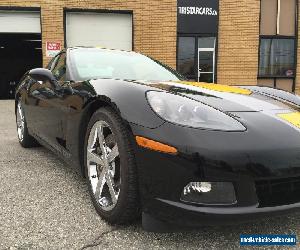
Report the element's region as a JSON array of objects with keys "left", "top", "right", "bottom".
[{"left": 46, "top": 42, "right": 61, "bottom": 57}]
